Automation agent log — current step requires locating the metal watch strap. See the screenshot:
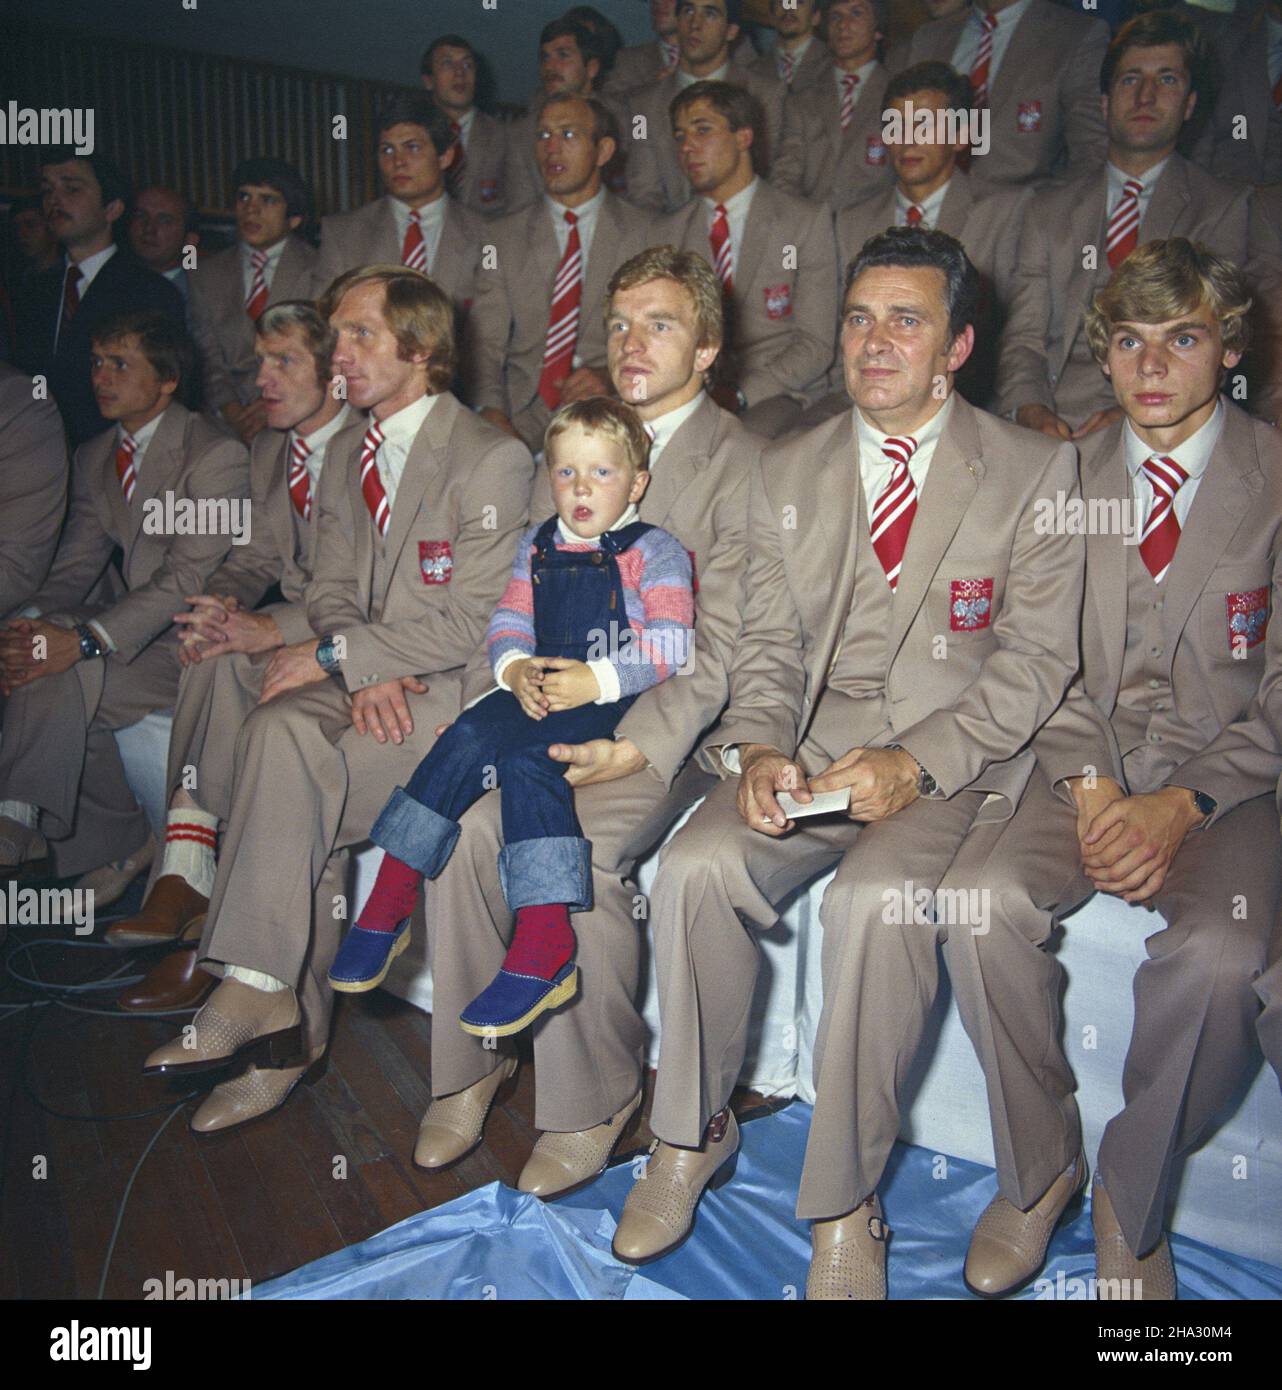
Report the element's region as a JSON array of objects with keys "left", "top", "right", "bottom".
[
  {"left": 888, "top": 743, "right": 937, "bottom": 797},
  {"left": 315, "top": 635, "right": 340, "bottom": 674},
  {"left": 75, "top": 622, "right": 103, "bottom": 660}
]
